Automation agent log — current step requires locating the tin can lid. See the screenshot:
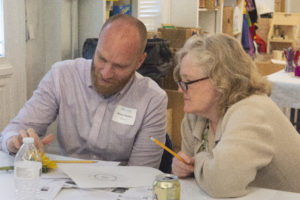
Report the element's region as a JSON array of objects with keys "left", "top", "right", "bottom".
[{"left": 155, "top": 174, "right": 178, "bottom": 182}]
